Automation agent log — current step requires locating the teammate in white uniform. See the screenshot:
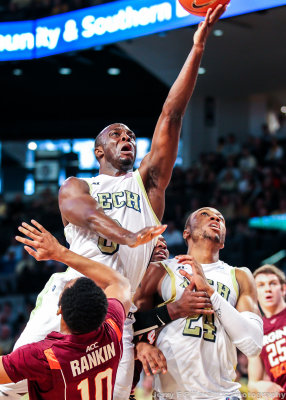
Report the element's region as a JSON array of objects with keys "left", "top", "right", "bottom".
[
  {"left": 0, "top": 7, "right": 227, "bottom": 399},
  {"left": 134, "top": 207, "right": 264, "bottom": 400},
  {"left": 155, "top": 257, "right": 241, "bottom": 400}
]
